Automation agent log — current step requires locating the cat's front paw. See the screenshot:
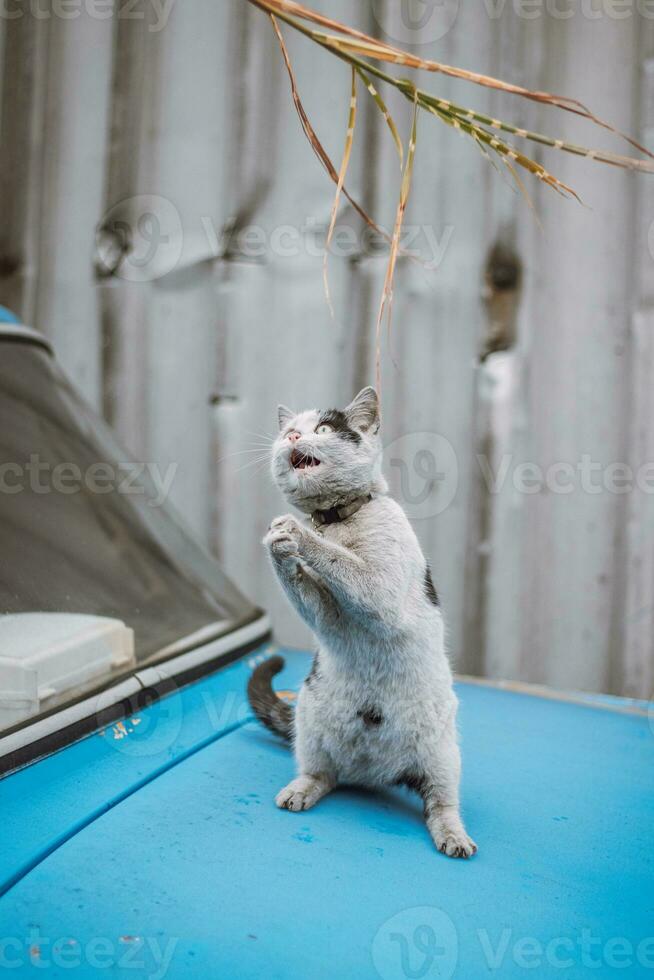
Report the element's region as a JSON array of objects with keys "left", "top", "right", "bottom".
[{"left": 263, "top": 515, "right": 303, "bottom": 558}]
